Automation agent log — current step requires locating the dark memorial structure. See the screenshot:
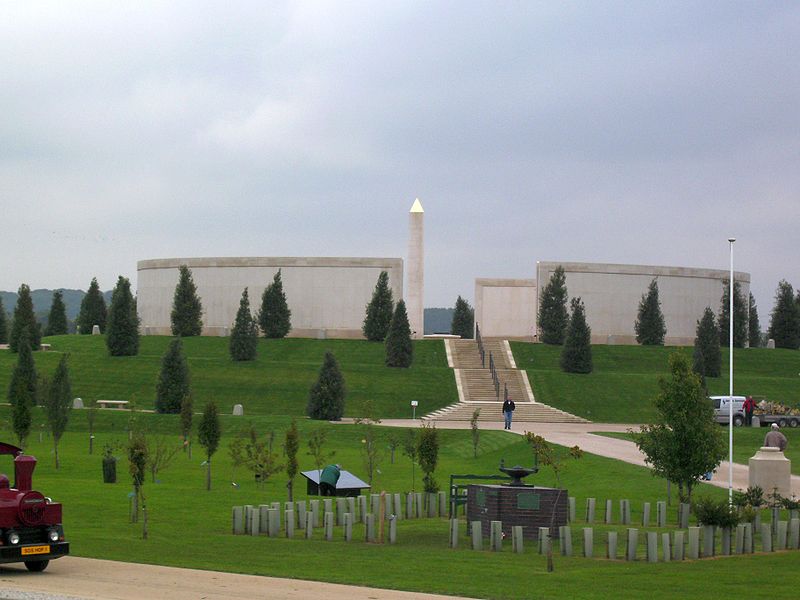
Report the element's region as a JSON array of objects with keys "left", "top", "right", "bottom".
[
  {"left": 300, "top": 469, "right": 370, "bottom": 497},
  {"left": 466, "top": 462, "right": 568, "bottom": 540}
]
